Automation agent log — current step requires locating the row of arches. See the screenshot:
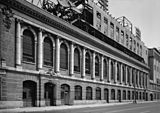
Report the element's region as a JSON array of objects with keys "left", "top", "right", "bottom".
[
  {"left": 22, "top": 27, "right": 147, "bottom": 87},
  {"left": 22, "top": 80, "right": 147, "bottom": 107}
]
